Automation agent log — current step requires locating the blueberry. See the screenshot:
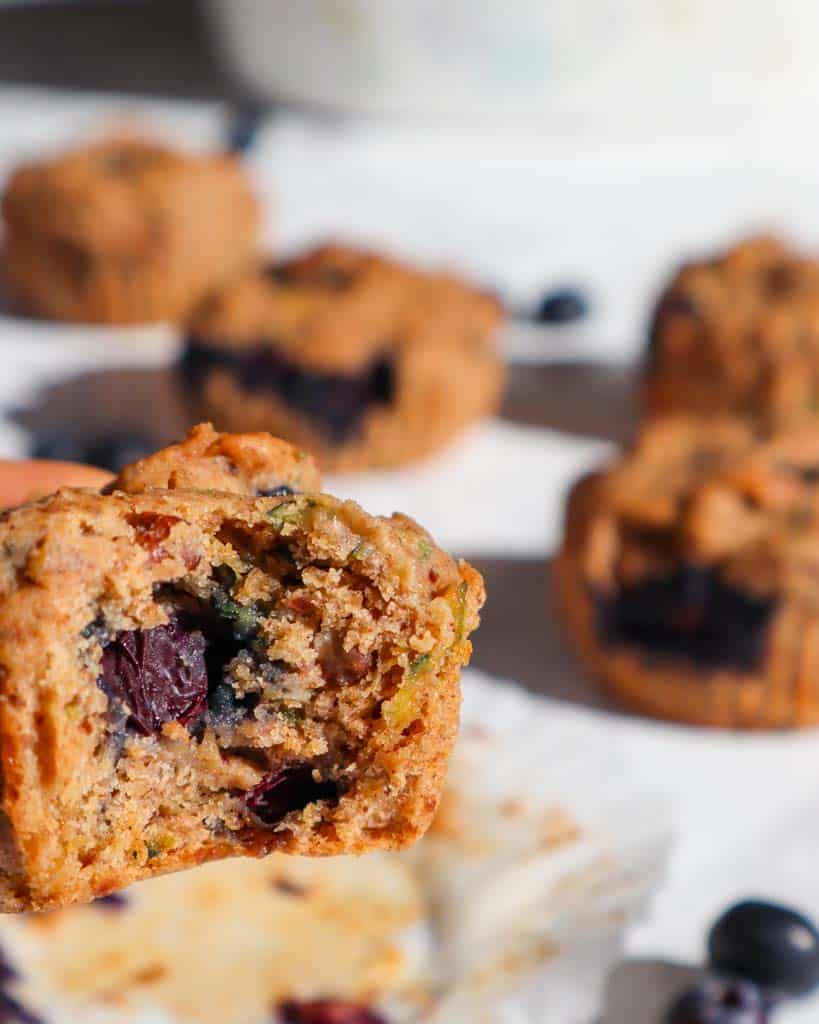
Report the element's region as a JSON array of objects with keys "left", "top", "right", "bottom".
[
  {"left": 257, "top": 485, "right": 296, "bottom": 497},
  {"left": 666, "top": 978, "right": 768, "bottom": 1023},
  {"left": 595, "top": 566, "right": 774, "bottom": 672},
  {"left": 29, "top": 431, "right": 87, "bottom": 463},
  {"left": 246, "top": 765, "right": 338, "bottom": 826},
  {"left": 181, "top": 340, "right": 394, "bottom": 443},
  {"left": 206, "top": 679, "right": 260, "bottom": 726},
  {"left": 99, "top": 618, "right": 208, "bottom": 736},
  {"left": 534, "top": 287, "right": 589, "bottom": 325},
  {"left": 708, "top": 900, "right": 819, "bottom": 996},
  {"left": 278, "top": 1000, "right": 387, "bottom": 1024},
  {"left": 226, "top": 104, "right": 265, "bottom": 155},
  {"left": 84, "top": 434, "right": 154, "bottom": 473}
]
